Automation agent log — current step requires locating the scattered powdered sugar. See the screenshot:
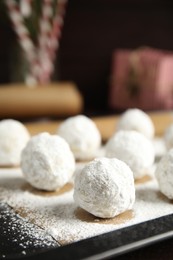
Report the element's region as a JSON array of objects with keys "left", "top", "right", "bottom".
[
  {"left": 0, "top": 202, "right": 58, "bottom": 259},
  {"left": 1, "top": 163, "right": 173, "bottom": 247}
]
